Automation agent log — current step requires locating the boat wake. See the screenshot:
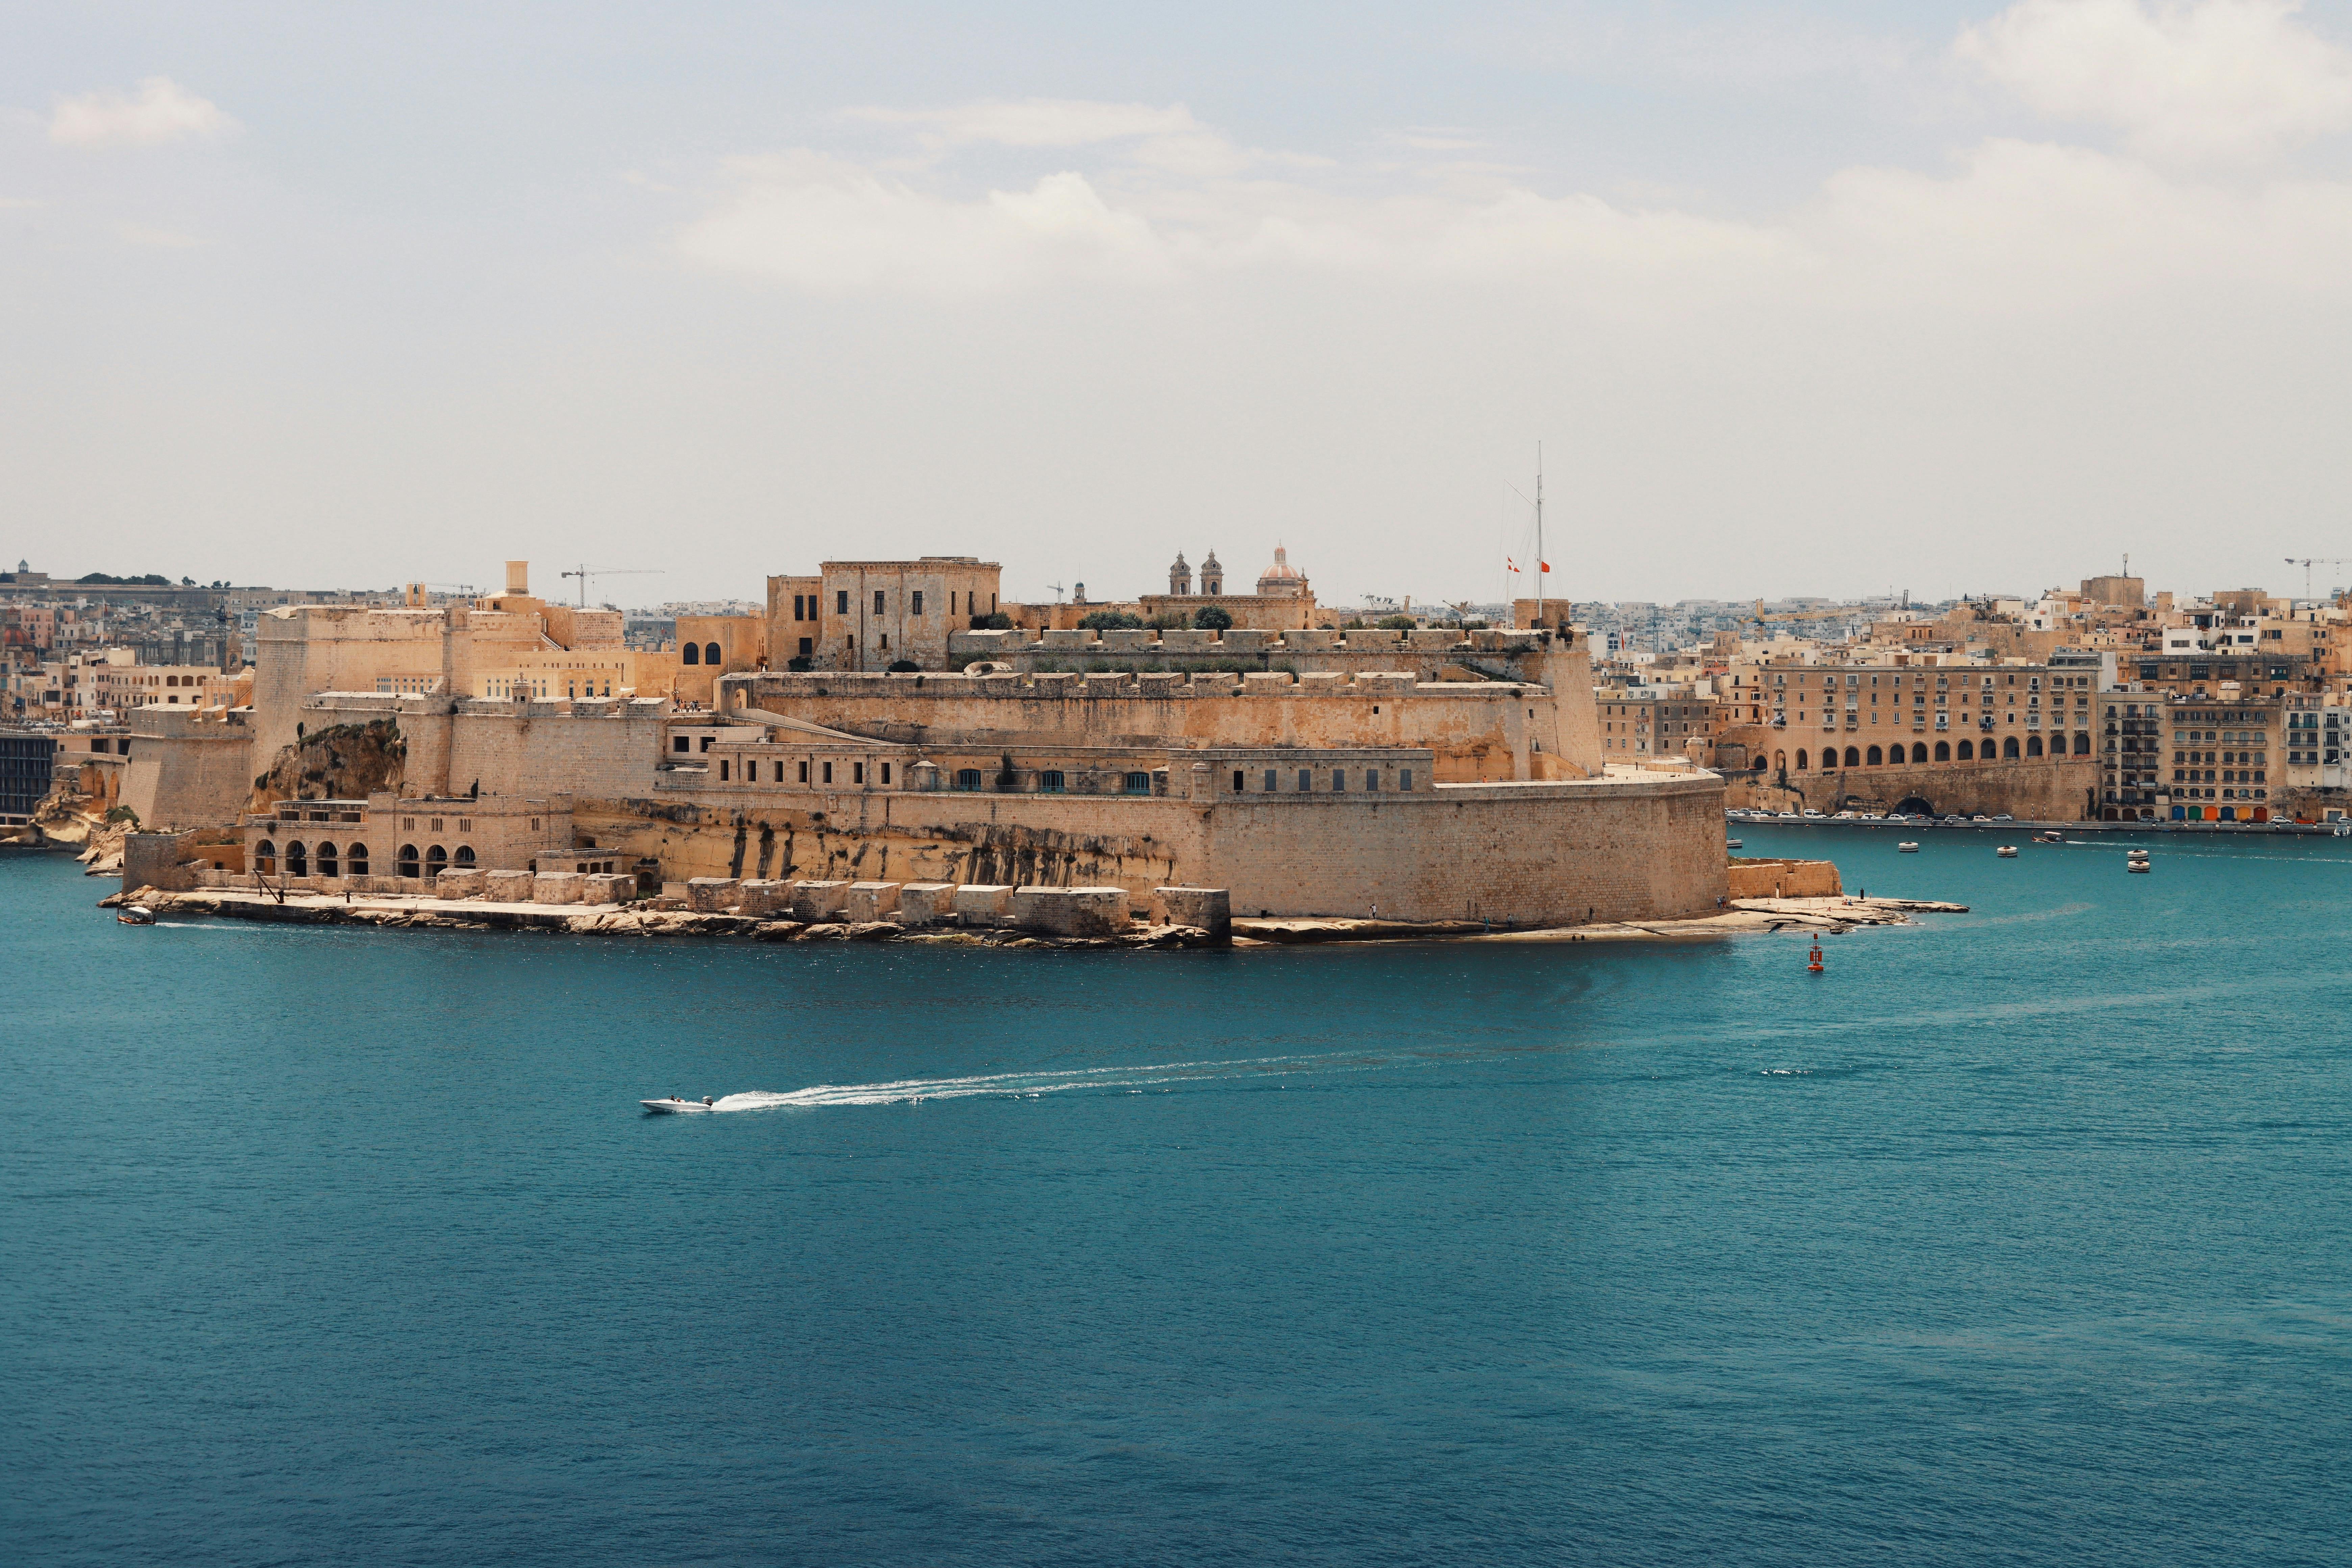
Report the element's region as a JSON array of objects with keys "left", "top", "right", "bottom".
[{"left": 699, "top": 1049, "right": 1425, "bottom": 1113}]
